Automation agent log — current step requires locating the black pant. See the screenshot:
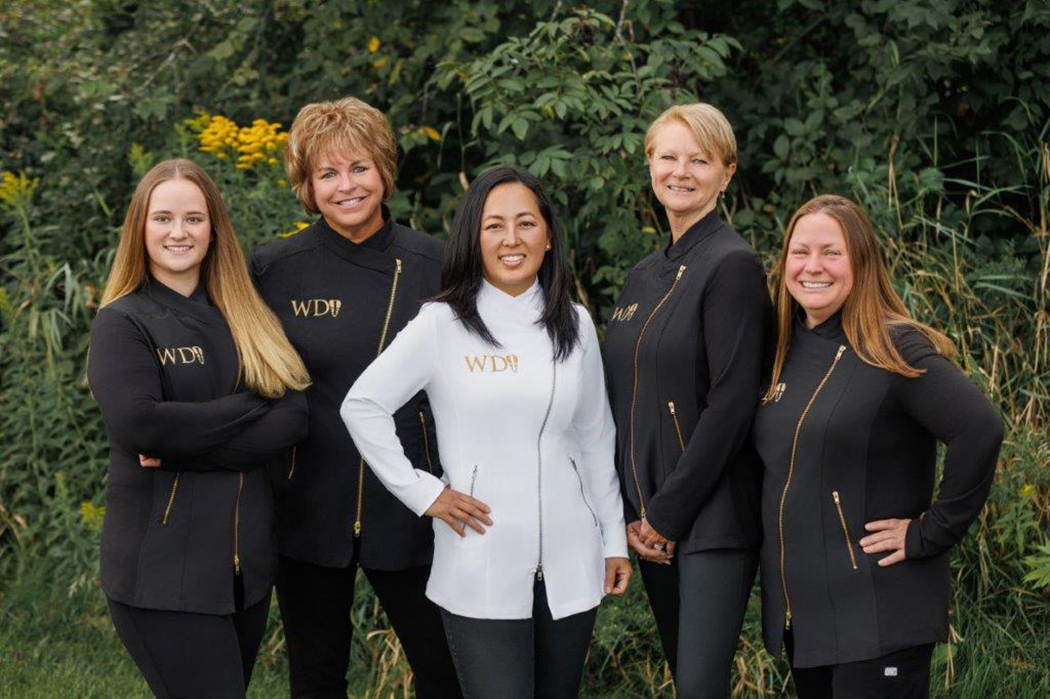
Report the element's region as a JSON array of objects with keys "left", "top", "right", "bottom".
[
  {"left": 639, "top": 548, "right": 759, "bottom": 698},
  {"left": 276, "top": 554, "right": 460, "bottom": 699},
  {"left": 107, "top": 589, "right": 271, "bottom": 699},
  {"left": 787, "top": 633, "right": 934, "bottom": 699},
  {"left": 439, "top": 578, "right": 597, "bottom": 698}
]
